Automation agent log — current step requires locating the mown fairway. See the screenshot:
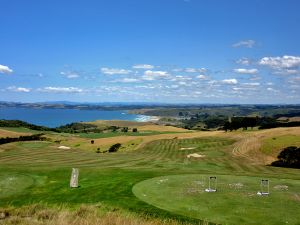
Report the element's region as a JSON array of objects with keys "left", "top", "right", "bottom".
[{"left": 0, "top": 128, "right": 300, "bottom": 225}]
